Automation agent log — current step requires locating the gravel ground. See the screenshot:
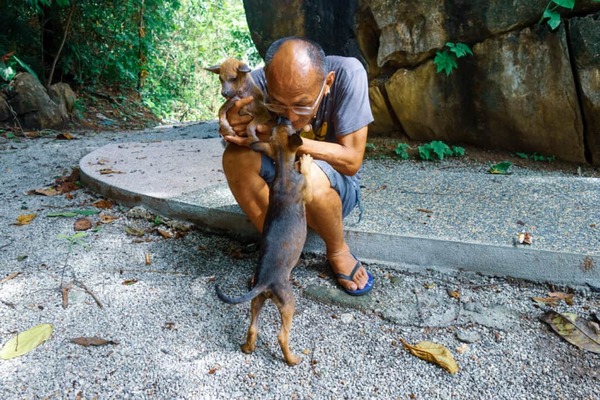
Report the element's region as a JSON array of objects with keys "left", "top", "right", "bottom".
[{"left": 0, "top": 127, "right": 599, "bottom": 399}]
